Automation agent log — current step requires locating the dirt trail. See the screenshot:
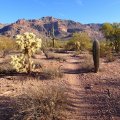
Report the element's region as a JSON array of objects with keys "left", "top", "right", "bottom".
[
  {"left": 63, "top": 55, "right": 89, "bottom": 120},
  {"left": 63, "top": 53, "right": 120, "bottom": 120},
  {"left": 0, "top": 51, "right": 120, "bottom": 120}
]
